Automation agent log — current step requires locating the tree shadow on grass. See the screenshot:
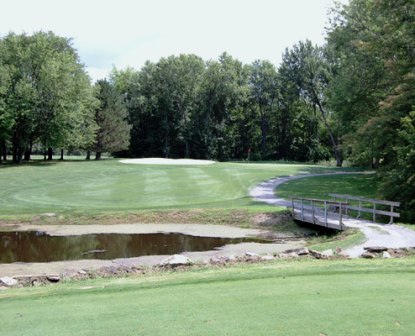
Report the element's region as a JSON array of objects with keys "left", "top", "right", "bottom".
[{"left": 0, "top": 158, "right": 114, "bottom": 169}]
